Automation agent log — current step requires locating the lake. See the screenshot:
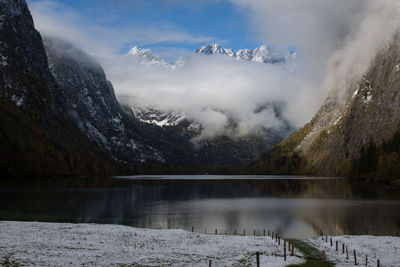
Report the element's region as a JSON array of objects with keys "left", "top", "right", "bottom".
[{"left": 1, "top": 175, "right": 399, "bottom": 238}]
